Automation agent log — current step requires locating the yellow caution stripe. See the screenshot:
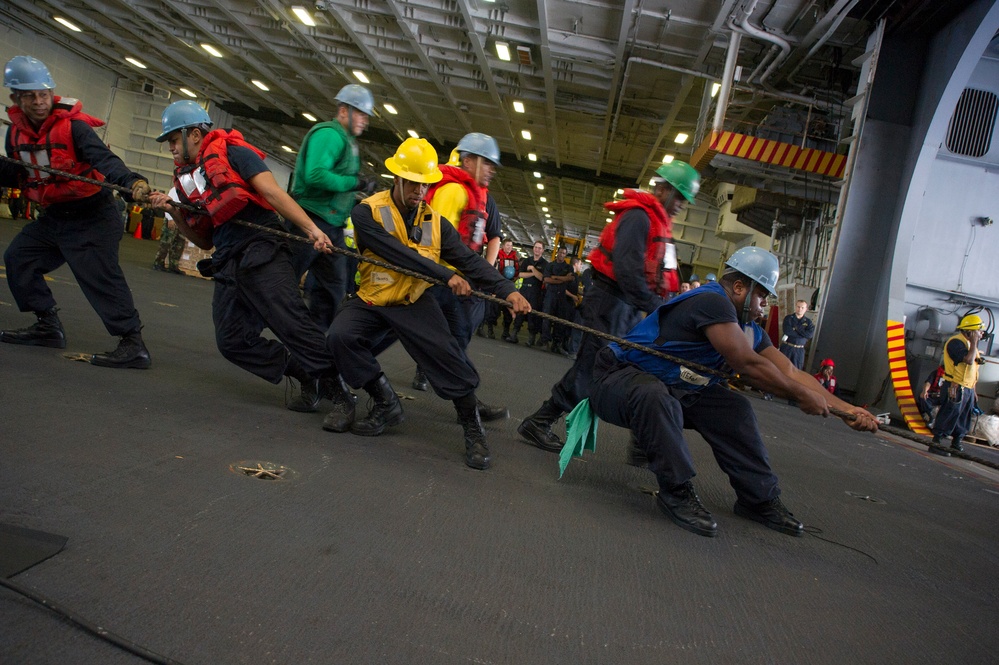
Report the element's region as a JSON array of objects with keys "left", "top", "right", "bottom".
[{"left": 887, "top": 320, "right": 932, "bottom": 435}]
